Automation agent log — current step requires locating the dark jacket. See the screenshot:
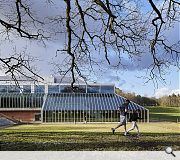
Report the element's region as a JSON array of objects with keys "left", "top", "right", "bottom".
[
  {"left": 129, "top": 112, "right": 142, "bottom": 122},
  {"left": 118, "top": 103, "right": 128, "bottom": 116}
]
